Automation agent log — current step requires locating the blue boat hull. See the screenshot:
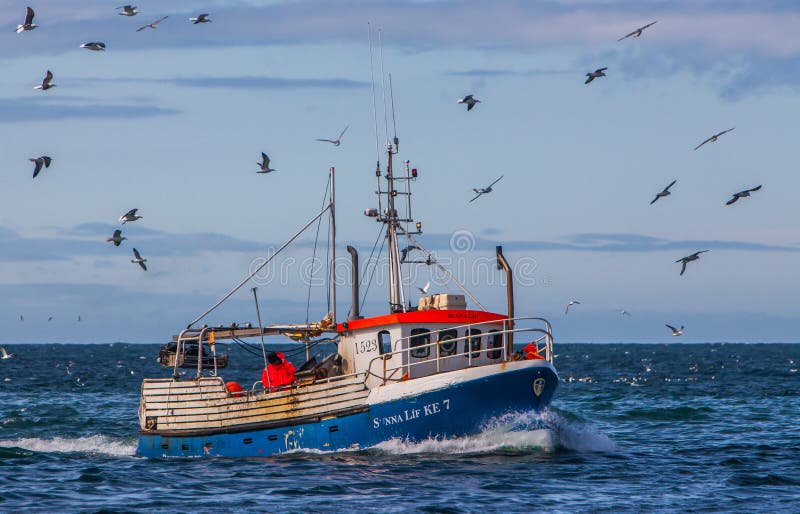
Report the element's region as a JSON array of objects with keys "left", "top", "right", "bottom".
[{"left": 136, "top": 363, "right": 558, "bottom": 458}]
